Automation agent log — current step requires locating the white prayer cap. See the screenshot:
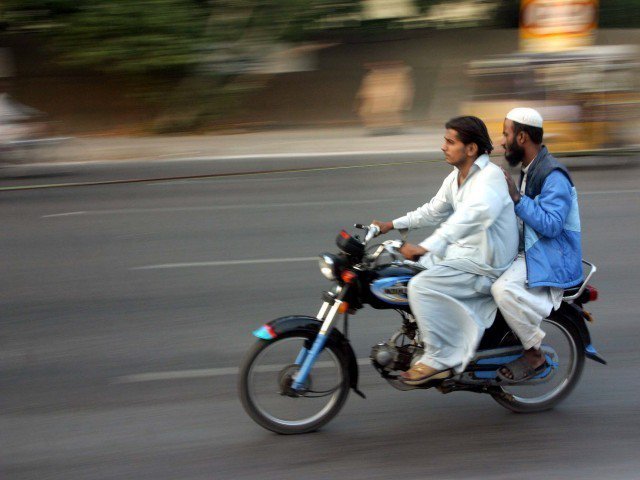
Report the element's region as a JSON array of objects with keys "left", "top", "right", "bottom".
[{"left": 506, "top": 107, "right": 543, "bottom": 128}]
